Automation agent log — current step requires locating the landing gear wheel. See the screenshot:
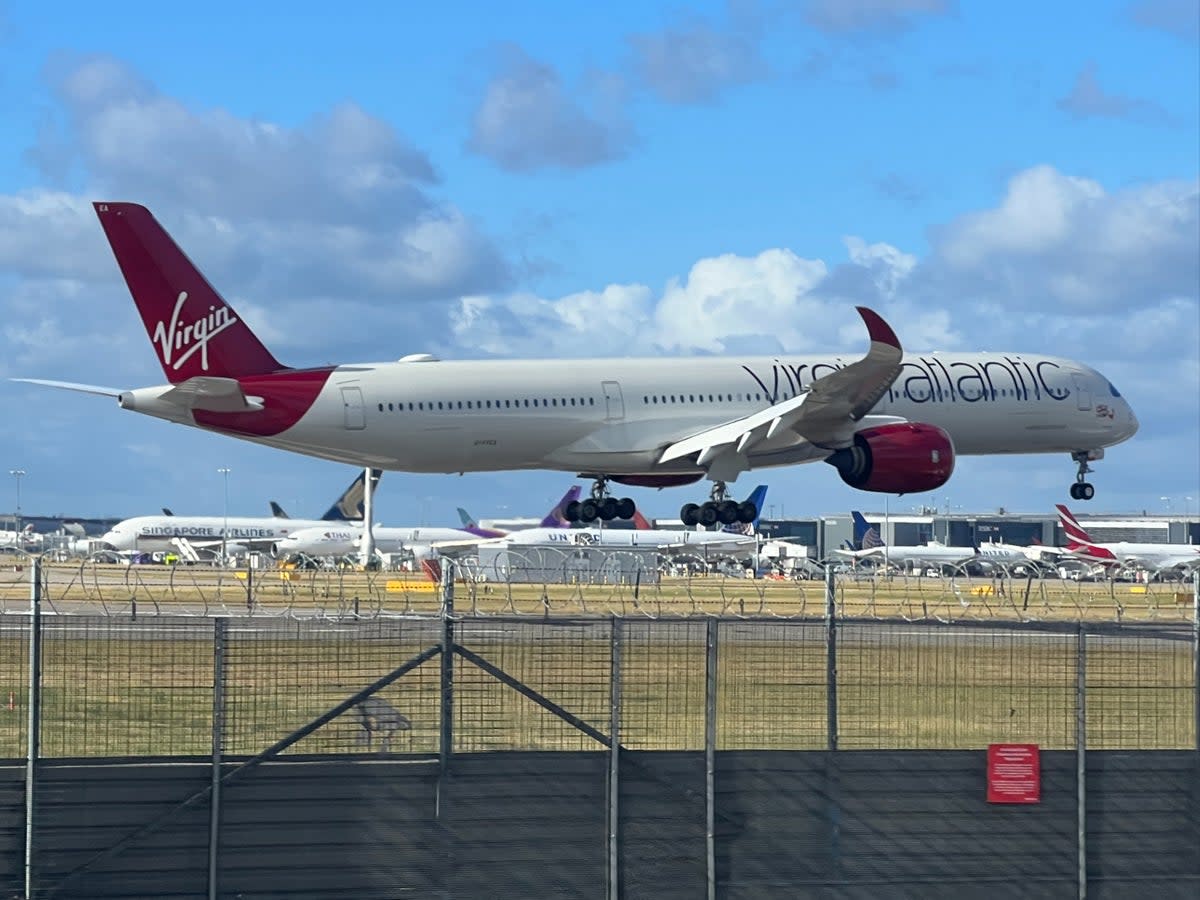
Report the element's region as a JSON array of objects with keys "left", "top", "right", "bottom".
[
  {"left": 565, "top": 500, "right": 581, "bottom": 523},
  {"left": 617, "top": 497, "right": 636, "bottom": 520},
  {"left": 699, "top": 504, "right": 719, "bottom": 527},
  {"left": 579, "top": 499, "right": 600, "bottom": 522},
  {"left": 681, "top": 503, "right": 701, "bottom": 527},
  {"left": 1070, "top": 482, "right": 1095, "bottom": 501},
  {"left": 599, "top": 497, "right": 618, "bottom": 521},
  {"left": 736, "top": 501, "right": 758, "bottom": 524},
  {"left": 717, "top": 501, "right": 739, "bottom": 526}
]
